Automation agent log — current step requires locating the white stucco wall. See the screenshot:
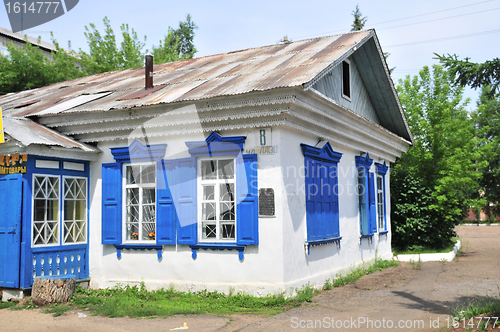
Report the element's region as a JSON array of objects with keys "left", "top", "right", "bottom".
[
  {"left": 278, "top": 126, "right": 392, "bottom": 291},
  {"left": 88, "top": 128, "right": 287, "bottom": 296},
  {"left": 88, "top": 124, "right": 394, "bottom": 295}
]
